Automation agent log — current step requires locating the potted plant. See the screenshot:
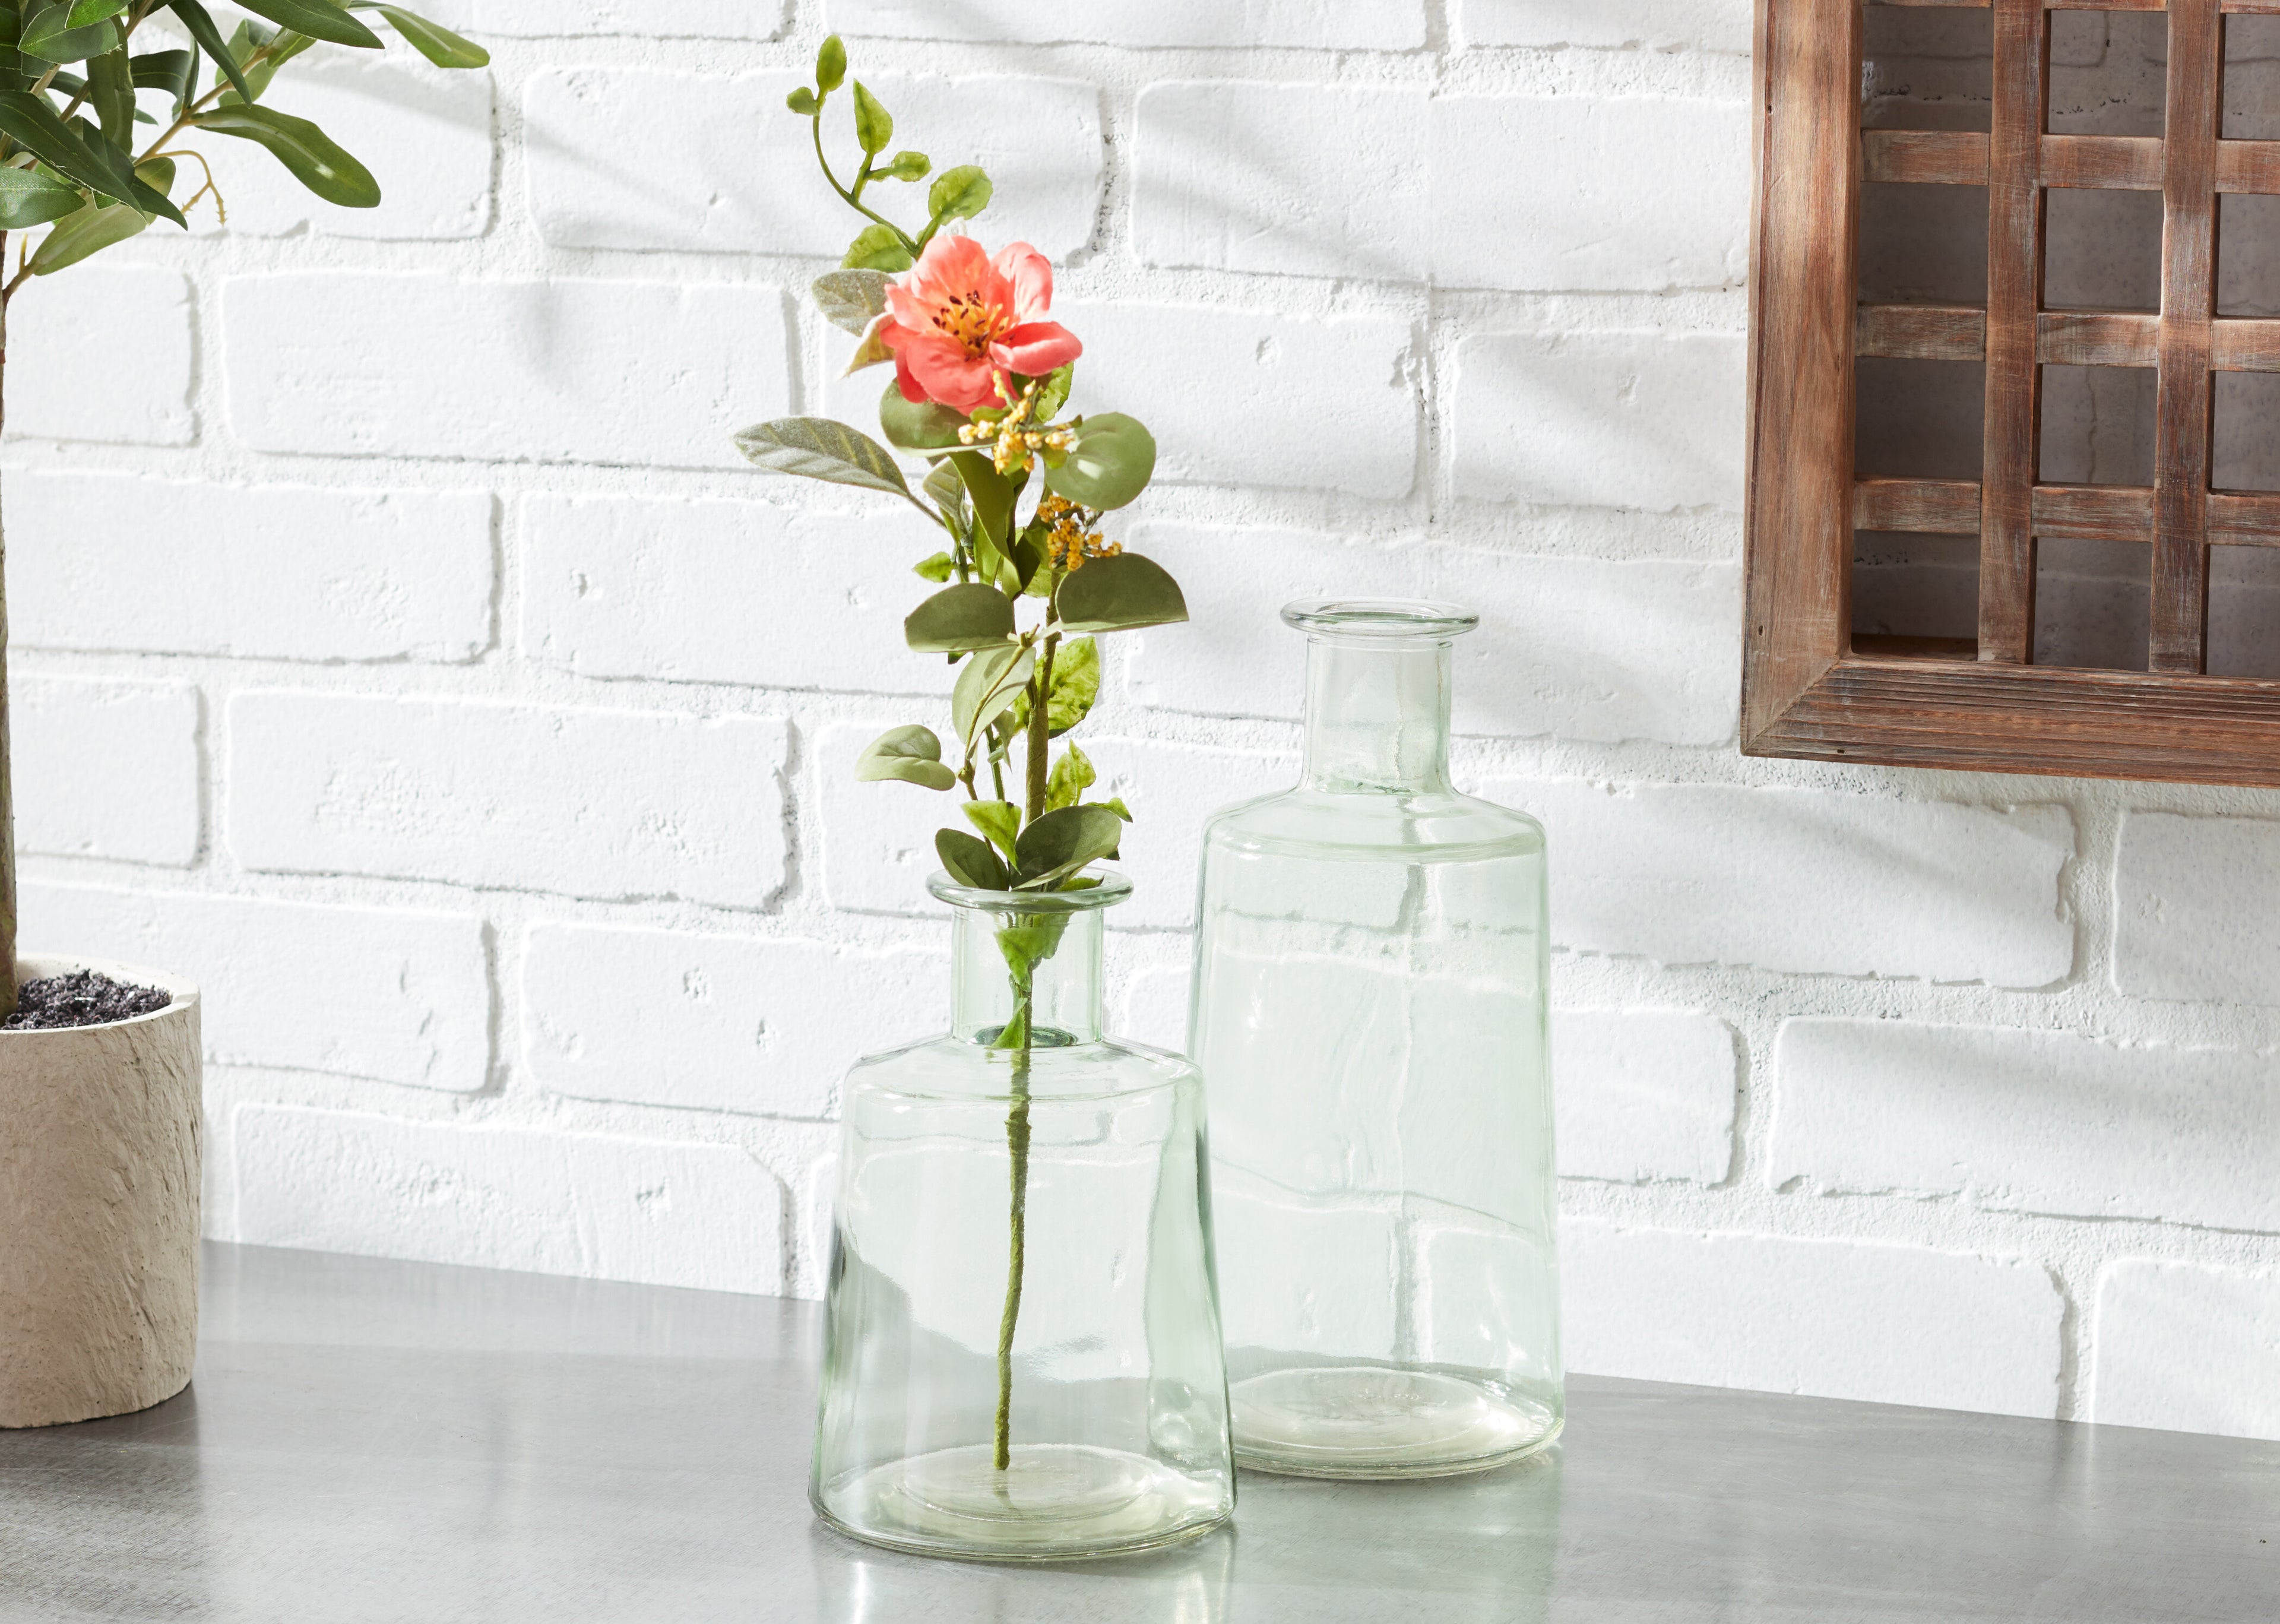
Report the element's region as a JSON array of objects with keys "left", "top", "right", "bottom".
[
  {"left": 736, "top": 41, "right": 1233, "bottom": 1560},
  {"left": 0, "top": 0, "right": 487, "bottom": 1430}
]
